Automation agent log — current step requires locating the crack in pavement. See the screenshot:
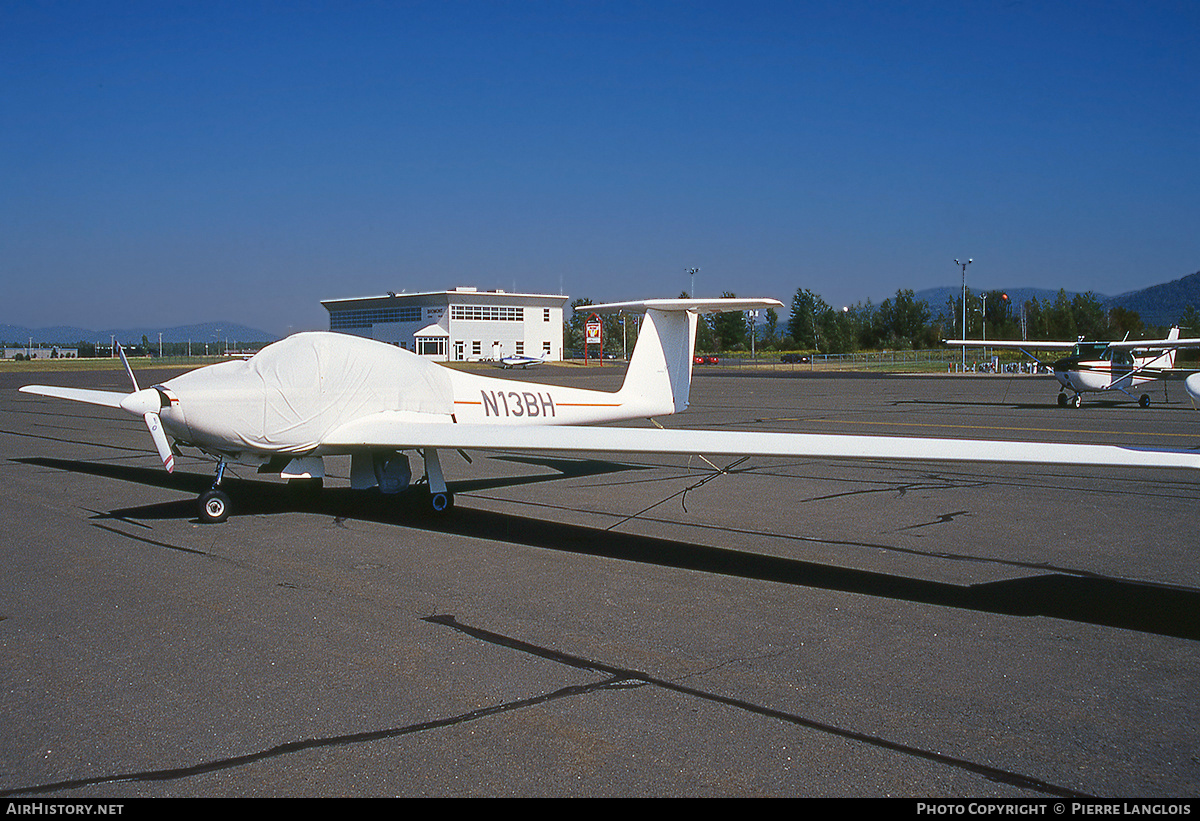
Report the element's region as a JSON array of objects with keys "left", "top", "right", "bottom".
[{"left": 0, "top": 614, "right": 1095, "bottom": 799}]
